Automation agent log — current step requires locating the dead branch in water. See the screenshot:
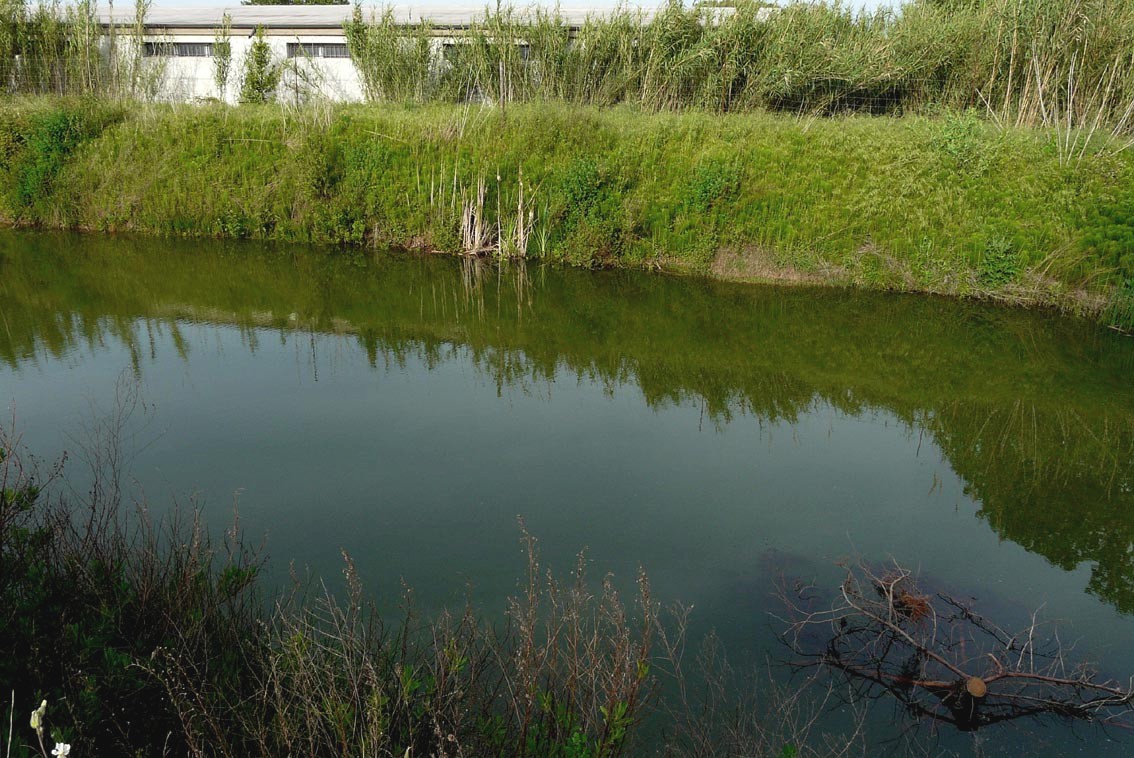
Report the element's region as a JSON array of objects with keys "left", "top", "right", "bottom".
[{"left": 779, "top": 561, "right": 1134, "bottom": 733}]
